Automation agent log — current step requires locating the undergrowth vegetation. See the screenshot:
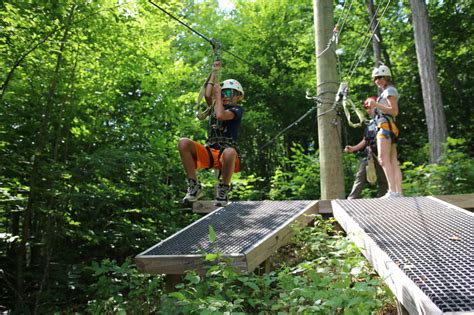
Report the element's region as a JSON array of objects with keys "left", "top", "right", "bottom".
[{"left": 86, "top": 216, "right": 396, "bottom": 314}]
